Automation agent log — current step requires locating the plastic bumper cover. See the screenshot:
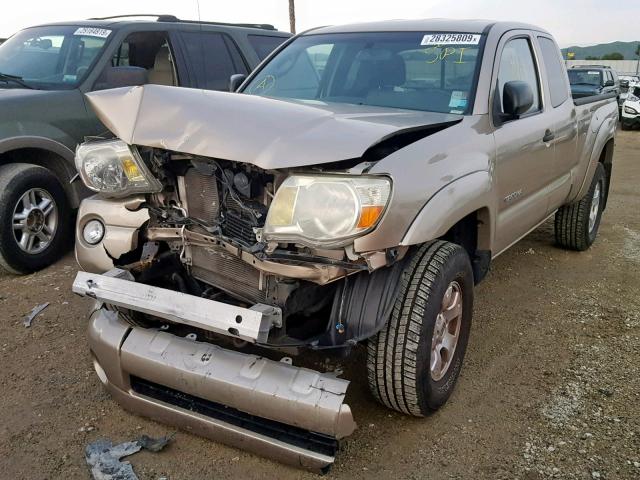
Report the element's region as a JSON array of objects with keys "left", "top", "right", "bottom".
[{"left": 87, "top": 308, "right": 356, "bottom": 471}]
